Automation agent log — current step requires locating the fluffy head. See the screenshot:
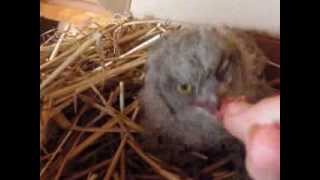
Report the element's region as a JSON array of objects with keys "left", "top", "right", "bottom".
[{"left": 140, "top": 28, "right": 234, "bottom": 150}]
